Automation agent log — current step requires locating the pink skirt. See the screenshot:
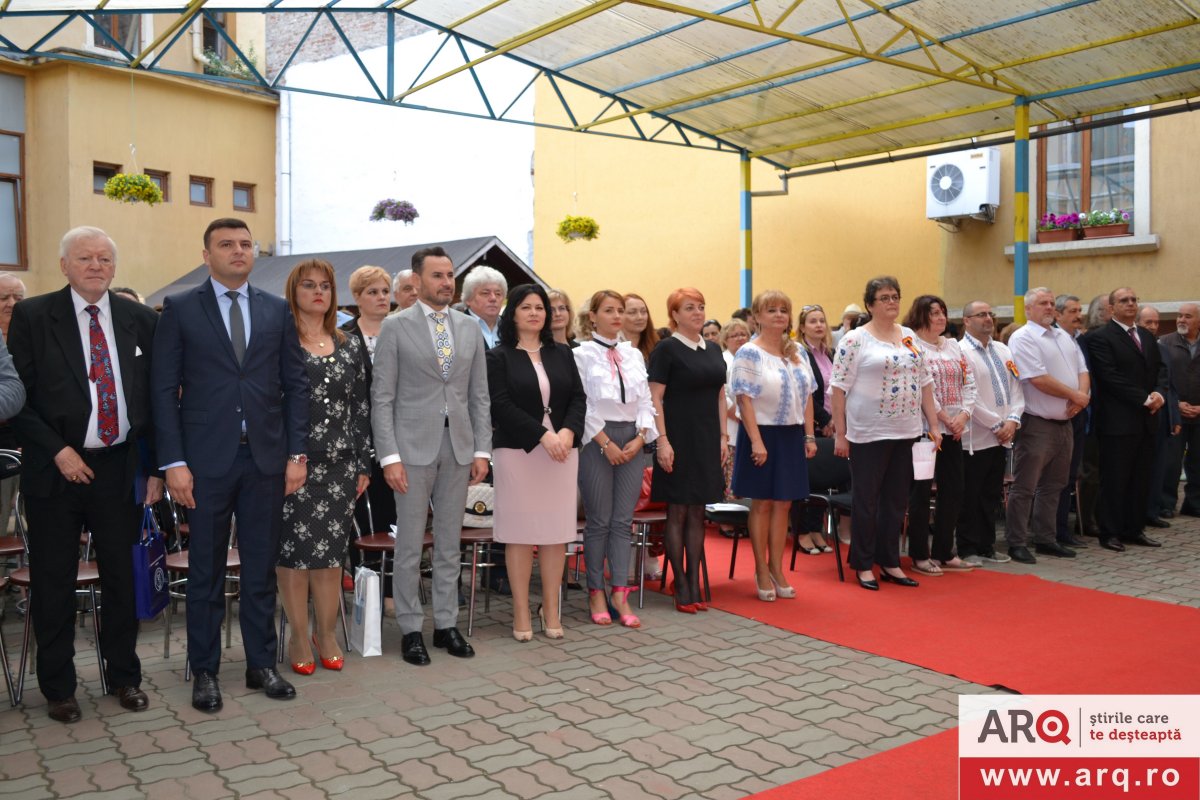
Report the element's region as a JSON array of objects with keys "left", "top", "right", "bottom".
[{"left": 492, "top": 446, "right": 579, "bottom": 545}]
